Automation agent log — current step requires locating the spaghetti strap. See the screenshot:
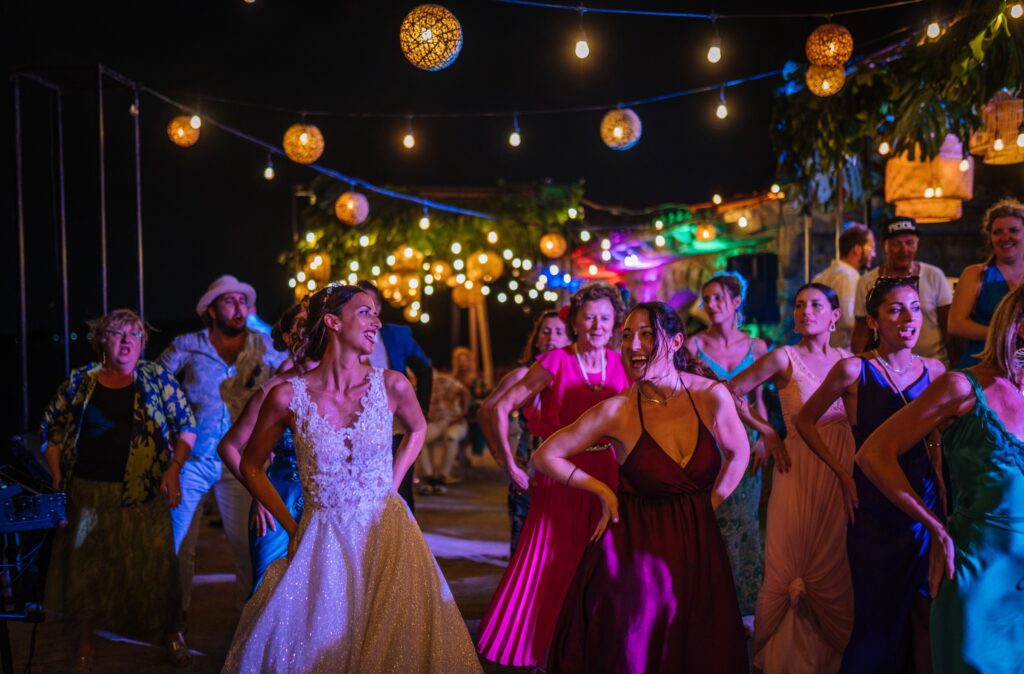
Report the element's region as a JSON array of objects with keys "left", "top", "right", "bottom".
[
  {"left": 682, "top": 380, "right": 707, "bottom": 432},
  {"left": 636, "top": 388, "right": 647, "bottom": 431}
]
